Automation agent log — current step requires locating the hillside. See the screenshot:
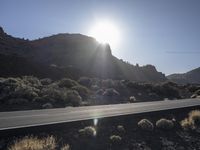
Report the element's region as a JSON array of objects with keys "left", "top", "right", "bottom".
[
  {"left": 167, "top": 67, "right": 200, "bottom": 84},
  {"left": 0, "top": 26, "right": 166, "bottom": 82}
]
